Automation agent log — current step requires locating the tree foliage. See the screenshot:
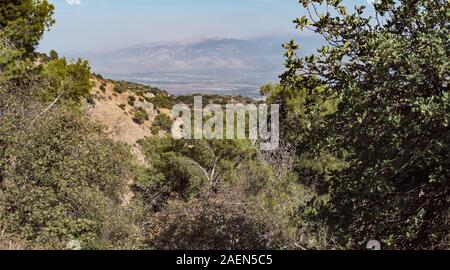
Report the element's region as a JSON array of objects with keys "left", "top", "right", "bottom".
[
  {"left": 276, "top": 0, "right": 449, "bottom": 249},
  {"left": 146, "top": 197, "right": 284, "bottom": 250},
  {"left": 136, "top": 137, "right": 256, "bottom": 206},
  {"left": 0, "top": 4, "right": 140, "bottom": 249},
  {"left": 134, "top": 136, "right": 295, "bottom": 249},
  {"left": 36, "top": 57, "right": 92, "bottom": 103},
  {"left": 0, "top": 107, "right": 138, "bottom": 249},
  {"left": 0, "top": 0, "right": 54, "bottom": 54},
  {"left": 2, "top": 0, "right": 448, "bottom": 251}
]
